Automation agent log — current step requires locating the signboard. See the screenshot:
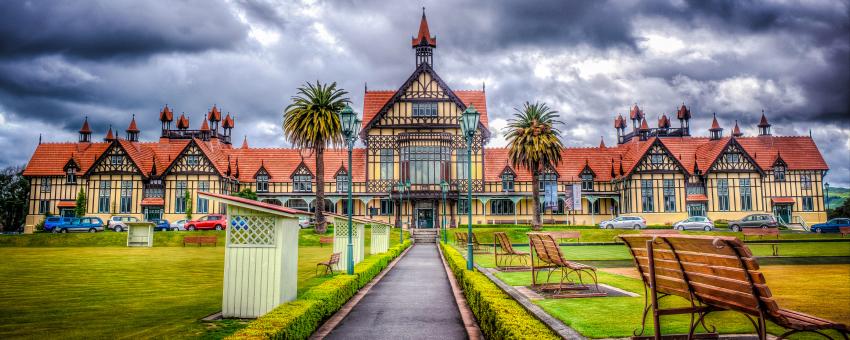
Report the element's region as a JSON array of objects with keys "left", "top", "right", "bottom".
[
  {"left": 544, "top": 181, "right": 558, "bottom": 209},
  {"left": 562, "top": 184, "right": 582, "bottom": 211}
]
